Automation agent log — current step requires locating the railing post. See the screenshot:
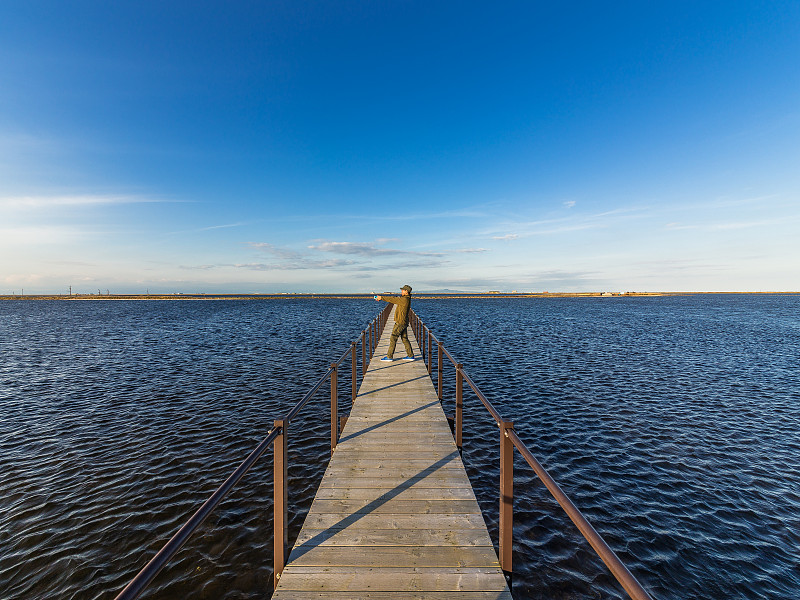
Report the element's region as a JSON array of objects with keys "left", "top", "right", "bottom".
[
  {"left": 437, "top": 342, "right": 443, "bottom": 400},
  {"left": 273, "top": 420, "right": 288, "bottom": 587},
  {"left": 362, "top": 331, "right": 366, "bottom": 374},
  {"left": 455, "top": 364, "right": 463, "bottom": 449},
  {"left": 499, "top": 420, "right": 514, "bottom": 576},
  {"left": 330, "top": 364, "right": 338, "bottom": 454},
  {"left": 427, "top": 329, "right": 433, "bottom": 375},
  {"left": 369, "top": 321, "right": 373, "bottom": 359},
  {"left": 351, "top": 342, "right": 357, "bottom": 403}
]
